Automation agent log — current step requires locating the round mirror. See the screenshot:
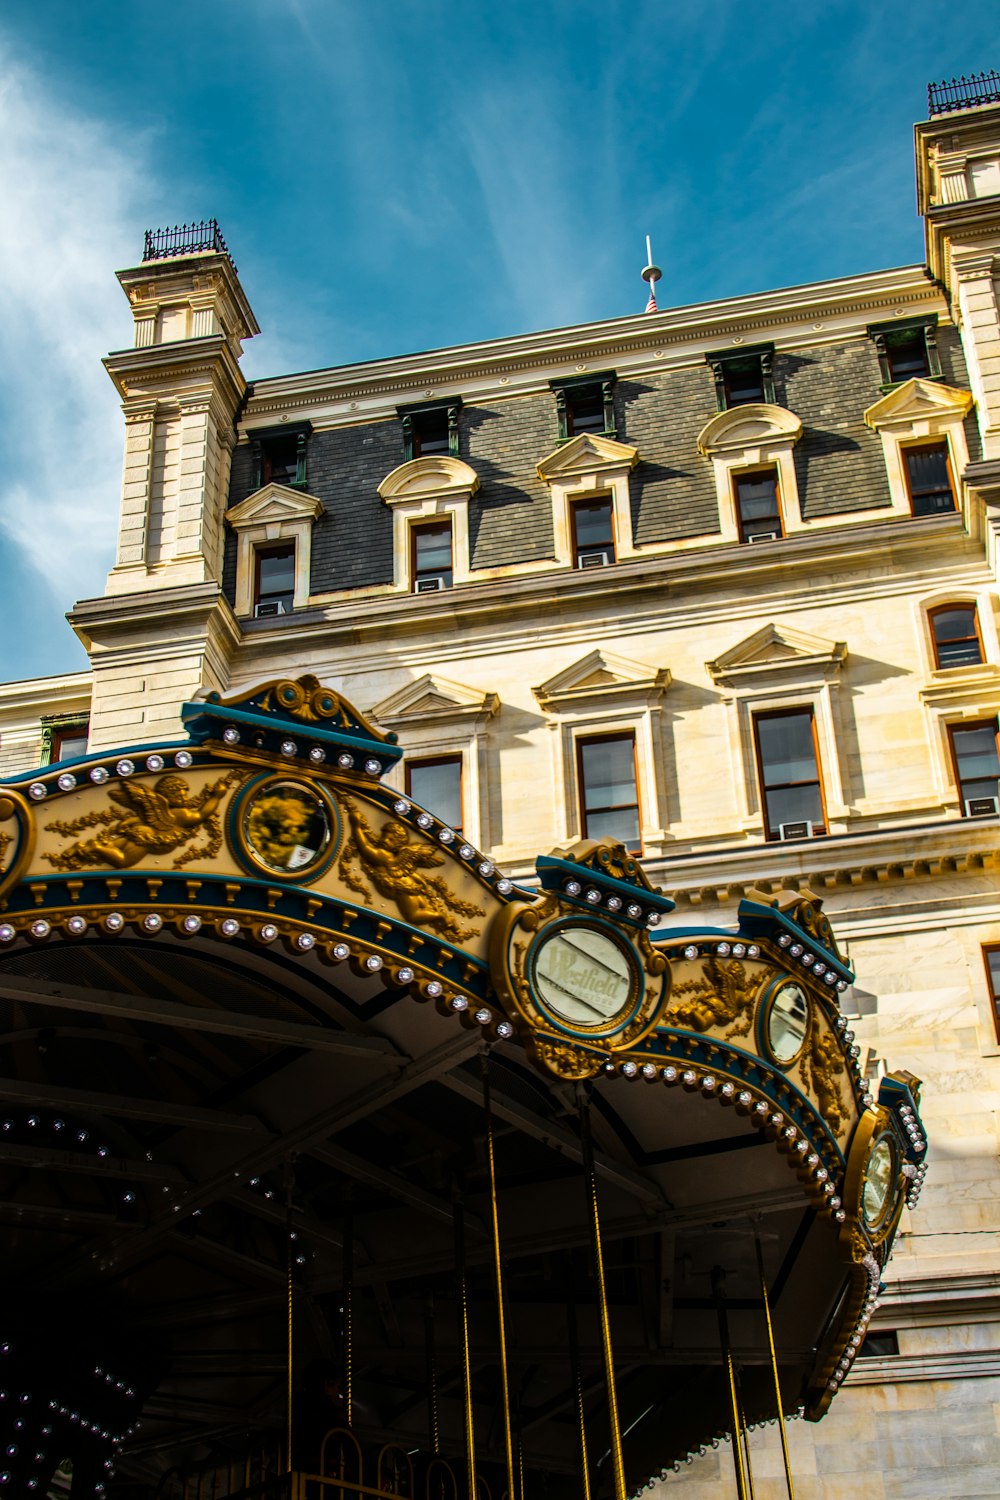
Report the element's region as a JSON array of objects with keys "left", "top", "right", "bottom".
[
  {"left": 242, "top": 780, "right": 333, "bottom": 875},
  {"left": 533, "top": 924, "right": 636, "bottom": 1028},
  {"left": 766, "top": 980, "right": 809, "bottom": 1063},
  {"left": 862, "top": 1137, "right": 896, "bottom": 1227}
]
